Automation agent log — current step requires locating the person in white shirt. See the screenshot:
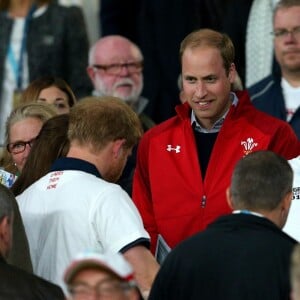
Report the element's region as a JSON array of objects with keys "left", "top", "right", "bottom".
[
  {"left": 17, "top": 96, "right": 159, "bottom": 298},
  {"left": 248, "top": 0, "right": 300, "bottom": 139},
  {"left": 283, "top": 156, "right": 300, "bottom": 240}
]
